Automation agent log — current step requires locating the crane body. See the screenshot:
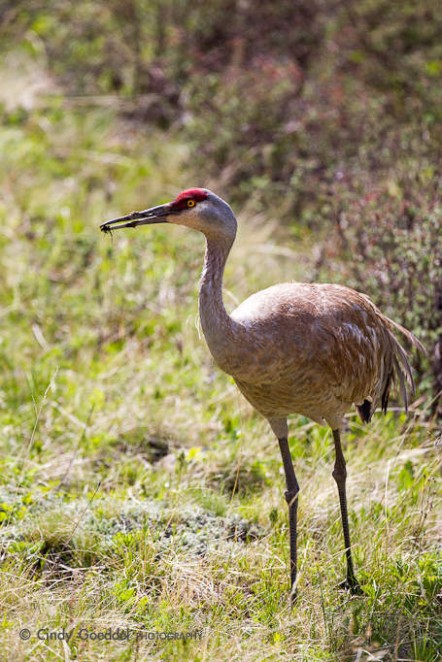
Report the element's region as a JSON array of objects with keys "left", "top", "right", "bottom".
[
  {"left": 101, "top": 187, "right": 423, "bottom": 601},
  {"left": 206, "top": 279, "right": 415, "bottom": 429}
]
